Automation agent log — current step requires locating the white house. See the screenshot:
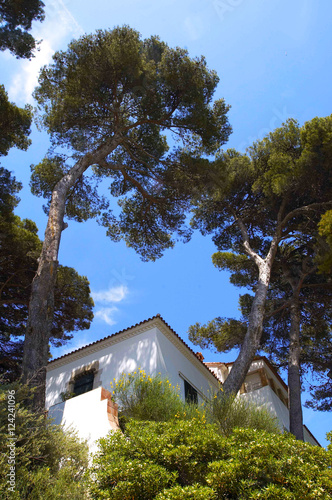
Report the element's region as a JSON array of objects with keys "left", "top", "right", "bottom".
[{"left": 46, "top": 314, "right": 319, "bottom": 451}]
